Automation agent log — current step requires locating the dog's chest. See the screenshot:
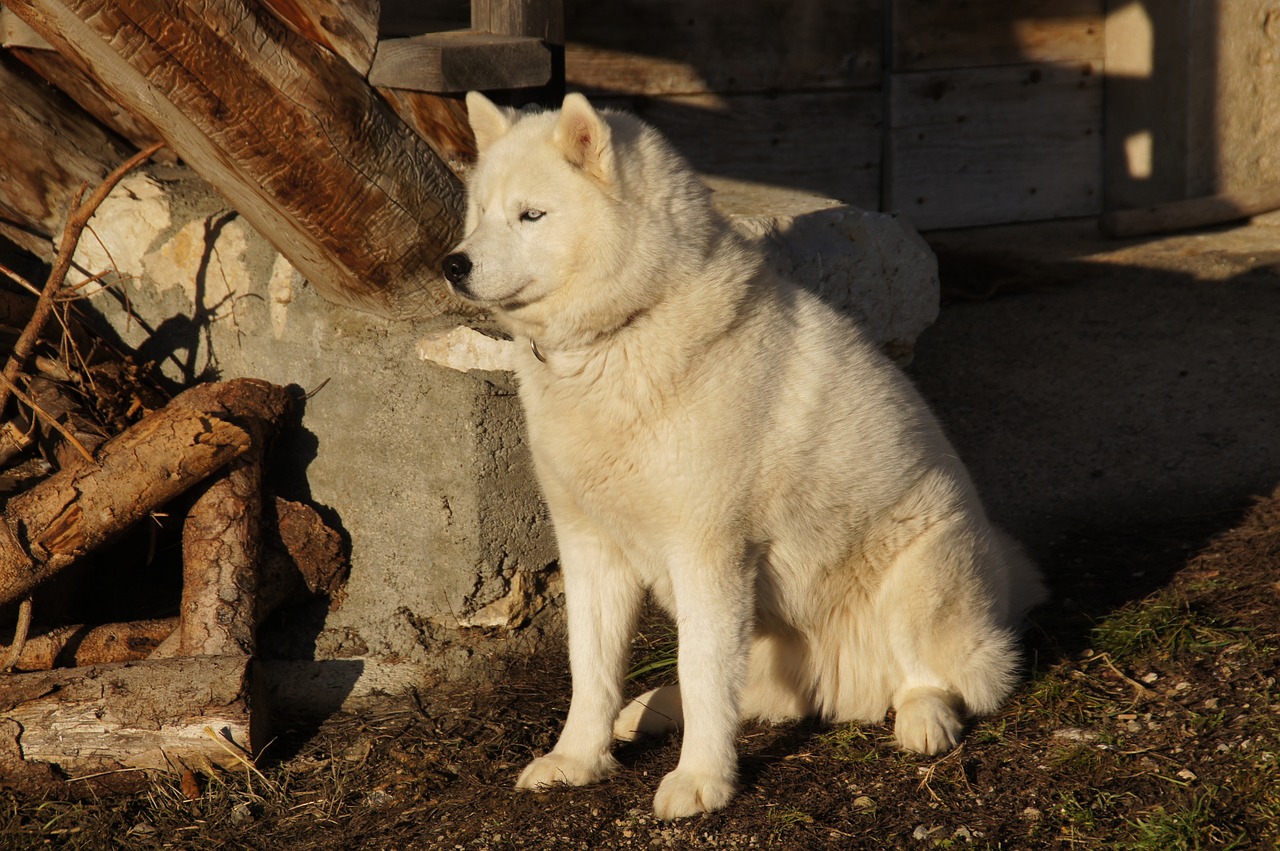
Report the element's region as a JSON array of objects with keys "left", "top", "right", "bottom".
[{"left": 521, "top": 363, "right": 689, "bottom": 524}]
